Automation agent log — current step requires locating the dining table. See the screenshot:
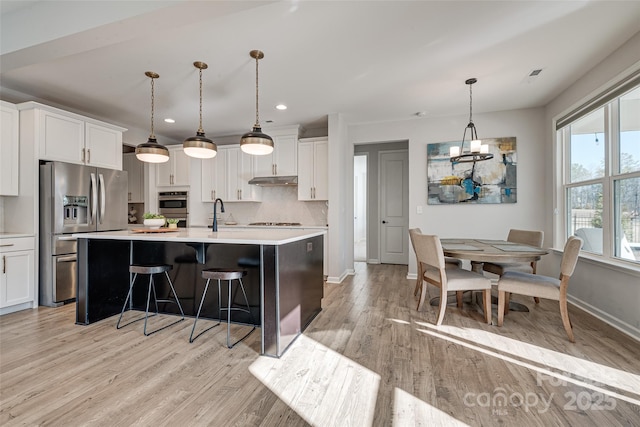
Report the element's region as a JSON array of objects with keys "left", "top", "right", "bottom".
[{"left": 438, "top": 238, "right": 549, "bottom": 313}]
